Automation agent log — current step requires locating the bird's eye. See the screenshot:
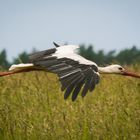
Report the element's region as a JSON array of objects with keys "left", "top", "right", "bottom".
[{"left": 118, "top": 67, "right": 123, "bottom": 70}]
